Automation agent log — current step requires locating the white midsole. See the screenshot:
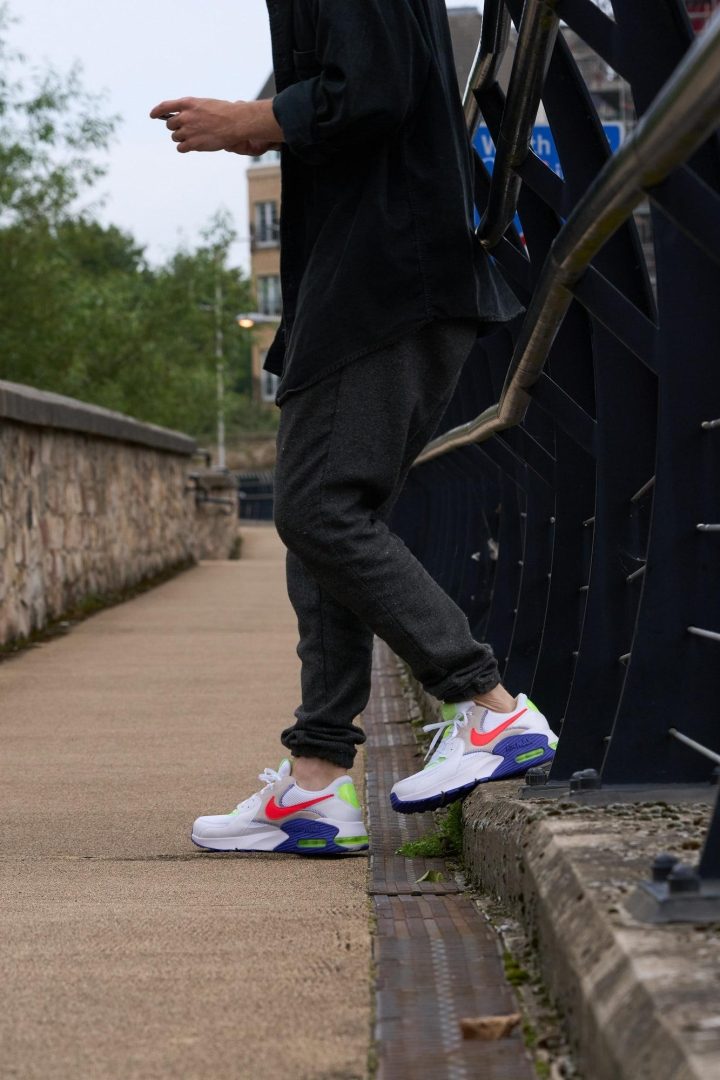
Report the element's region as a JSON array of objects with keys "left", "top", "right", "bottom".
[
  {"left": 192, "top": 817, "right": 368, "bottom": 852},
  {"left": 392, "top": 751, "right": 505, "bottom": 799},
  {"left": 393, "top": 728, "right": 556, "bottom": 800}
]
